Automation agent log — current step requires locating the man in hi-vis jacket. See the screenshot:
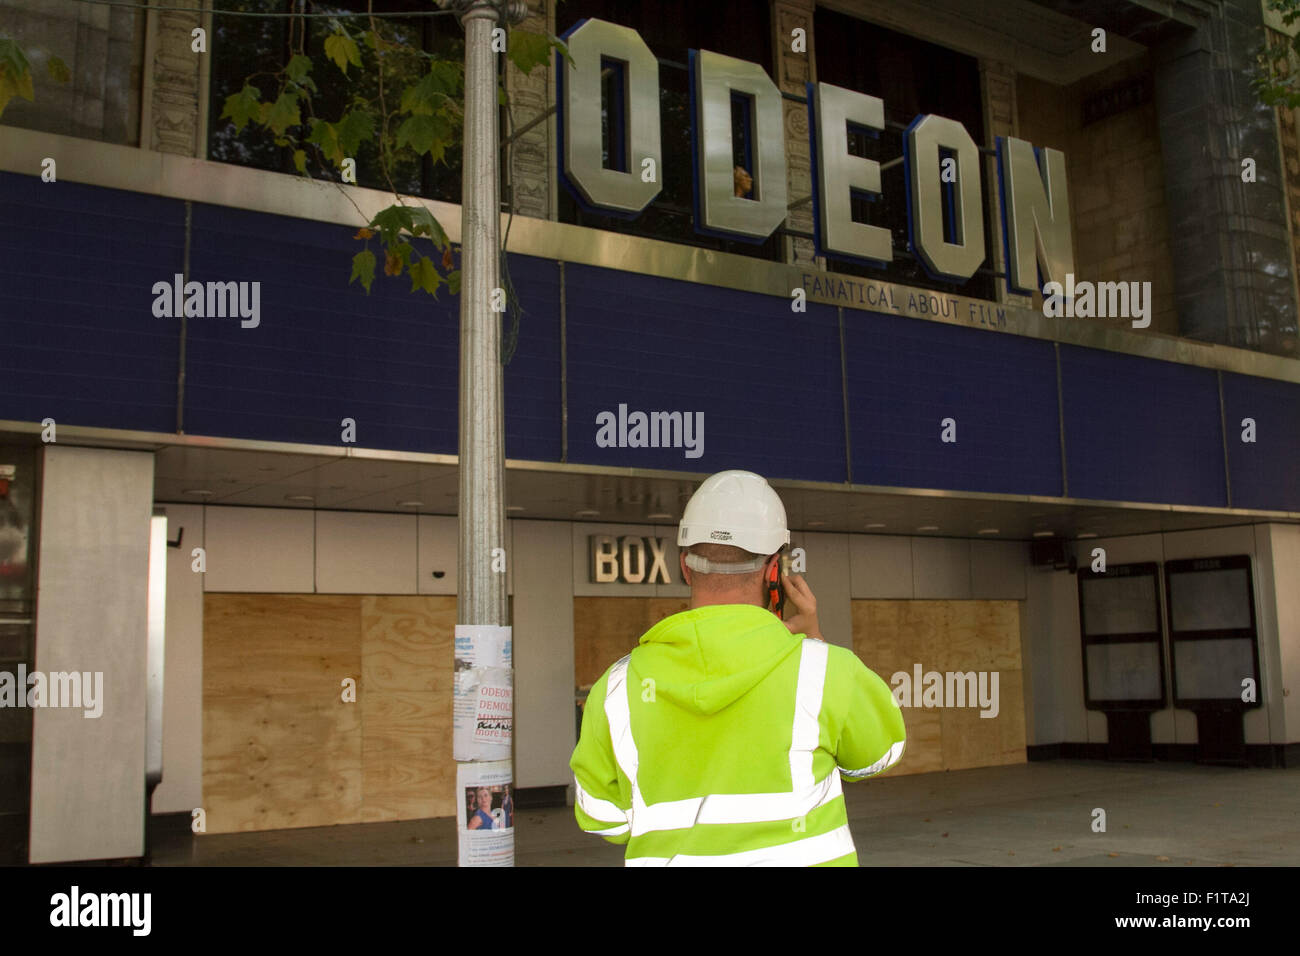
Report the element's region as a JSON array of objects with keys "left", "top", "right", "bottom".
[{"left": 570, "top": 469, "right": 906, "bottom": 866}]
